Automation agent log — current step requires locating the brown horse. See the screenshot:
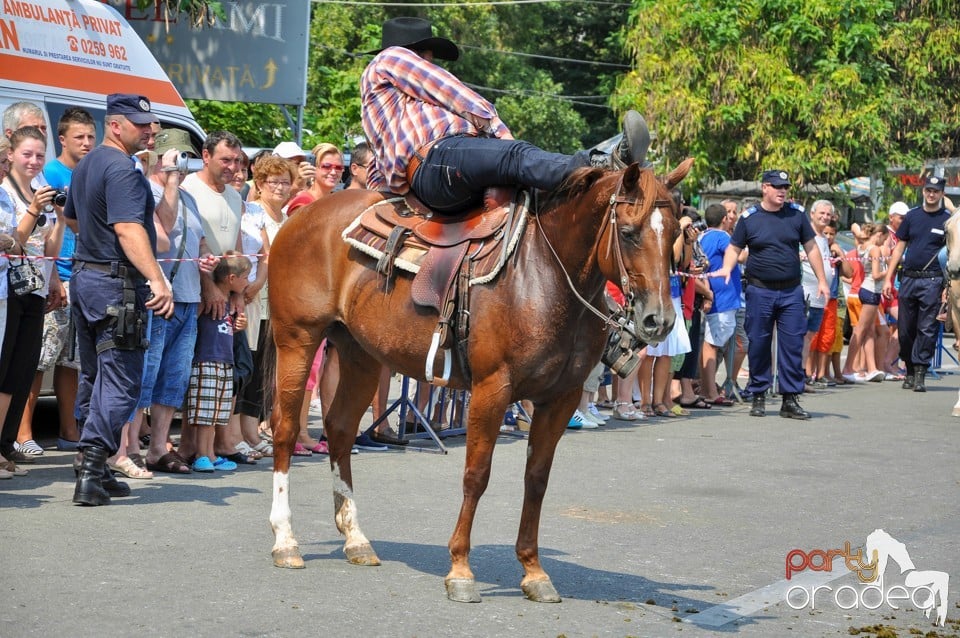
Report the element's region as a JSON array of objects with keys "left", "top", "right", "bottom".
[{"left": 267, "top": 159, "right": 694, "bottom": 603}]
